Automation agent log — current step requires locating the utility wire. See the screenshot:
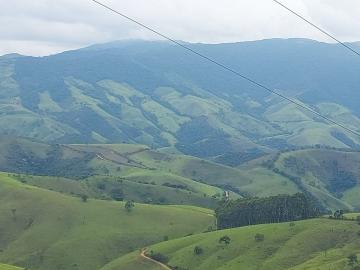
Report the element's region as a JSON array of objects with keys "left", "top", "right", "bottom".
[
  {"left": 272, "top": 0, "right": 360, "bottom": 58},
  {"left": 90, "top": 0, "right": 360, "bottom": 137}
]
